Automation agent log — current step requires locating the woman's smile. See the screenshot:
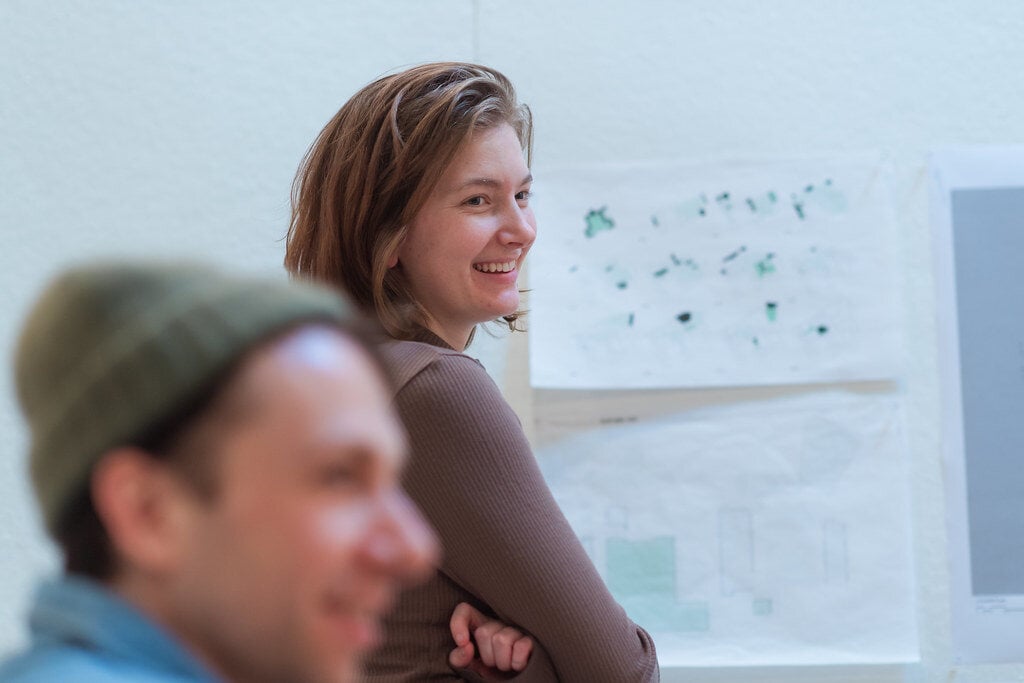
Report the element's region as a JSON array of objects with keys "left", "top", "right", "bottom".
[{"left": 396, "top": 123, "right": 536, "bottom": 349}]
